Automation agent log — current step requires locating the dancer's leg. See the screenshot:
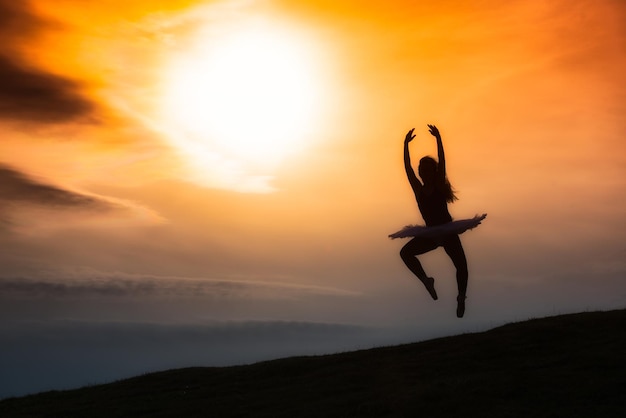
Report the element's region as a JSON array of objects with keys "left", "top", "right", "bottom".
[
  {"left": 400, "top": 237, "right": 439, "bottom": 300},
  {"left": 442, "top": 236, "right": 468, "bottom": 317}
]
